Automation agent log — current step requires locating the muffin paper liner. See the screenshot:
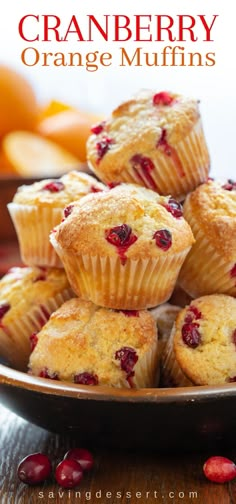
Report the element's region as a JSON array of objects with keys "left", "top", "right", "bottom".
[
  {"left": 133, "top": 339, "right": 159, "bottom": 388},
  {"left": 161, "top": 325, "right": 193, "bottom": 387},
  {"left": 8, "top": 203, "right": 63, "bottom": 268},
  {"left": 98, "top": 119, "right": 209, "bottom": 199},
  {"left": 179, "top": 205, "right": 236, "bottom": 297},
  {"left": 51, "top": 235, "right": 191, "bottom": 309},
  {"left": 0, "top": 288, "right": 73, "bottom": 371}
]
